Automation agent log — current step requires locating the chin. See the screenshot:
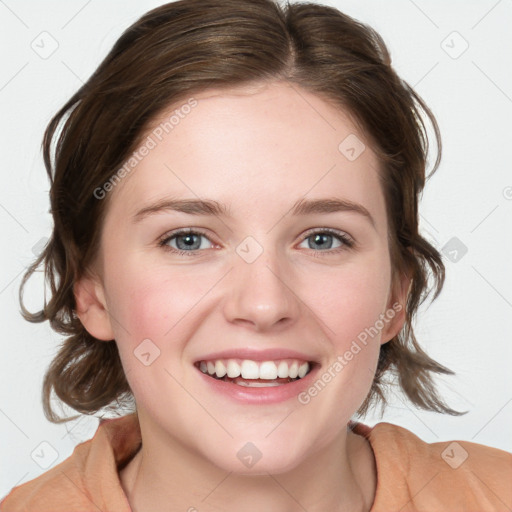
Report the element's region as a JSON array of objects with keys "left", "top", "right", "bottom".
[{"left": 203, "top": 437, "right": 308, "bottom": 476}]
